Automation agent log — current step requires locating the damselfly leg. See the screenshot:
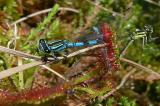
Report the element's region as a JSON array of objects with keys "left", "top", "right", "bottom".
[{"left": 41, "top": 53, "right": 59, "bottom": 63}]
